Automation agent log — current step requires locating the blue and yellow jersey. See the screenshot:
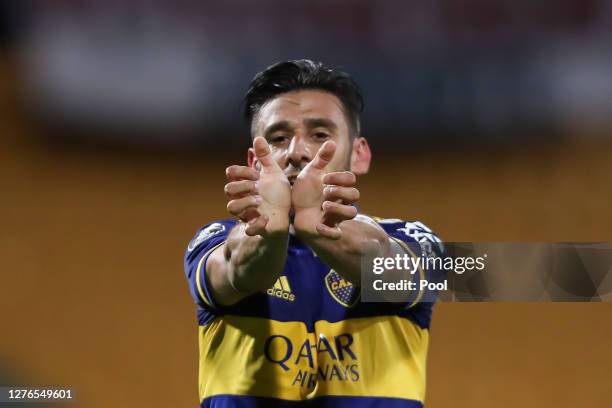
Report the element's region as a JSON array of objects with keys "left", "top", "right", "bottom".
[{"left": 184, "top": 217, "right": 443, "bottom": 408}]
